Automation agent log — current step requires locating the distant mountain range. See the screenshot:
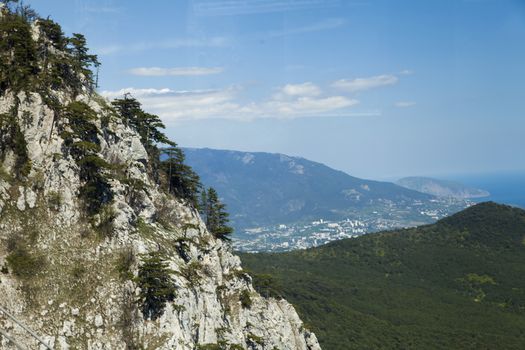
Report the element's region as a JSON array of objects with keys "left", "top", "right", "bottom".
[
  {"left": 241, "top": 202, "right": 525, "bottom": 349},
  {"left": 183, "top": 148, "right": 469, "bottom": 250},
  {"left": 397, "top": 176, "right": 490, "bottom": 199}
]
